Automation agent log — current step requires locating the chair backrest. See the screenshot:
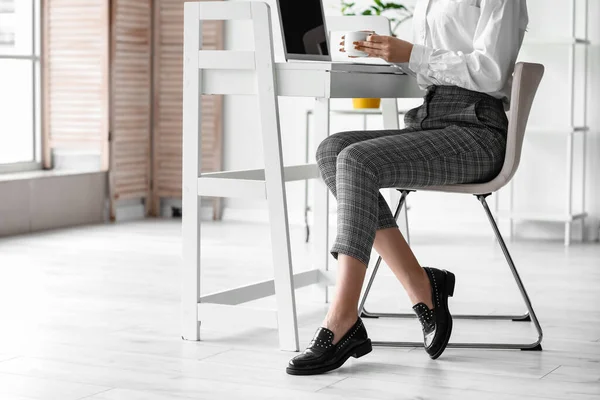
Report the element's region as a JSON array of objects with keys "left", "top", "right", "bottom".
[
  {"left": 496, "top": 62, "right": 545, "bottom": 187},
  {"left": 325, "top": 16, "right": 392, "bottom": 62},
  {"left": 416, "top": 62, "right": 544, "bottom": 195}
]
